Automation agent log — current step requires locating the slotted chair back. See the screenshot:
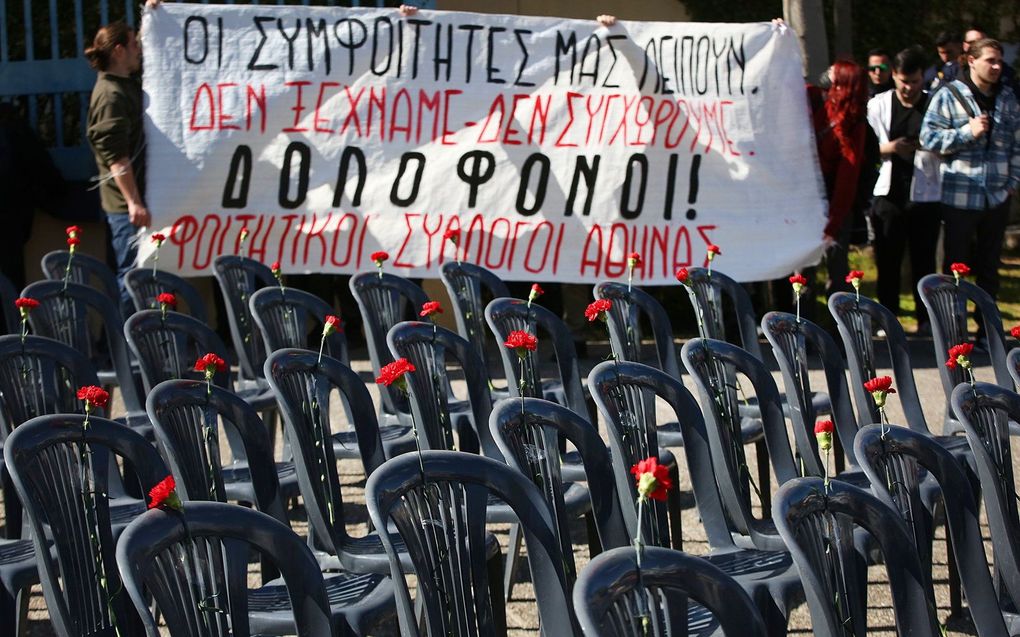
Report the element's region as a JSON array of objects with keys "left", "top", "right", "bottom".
[
  {"left": 249, "top": 286, "right": 349, "bottom": 363},
  {"left": 593, "top": 282, "right": 682, "bottom": 377},
  {"left": 440, "top": 261, "right": 510, "bottom": 387},
  {"left": 124, "top": 267, "right": 209, "bottom": 323},
  {"left": 40, "top": 250, "right": 119, "bottom": 304},
  {"left": 213, "top": 255, "right": 275, "bottom": 382}
]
